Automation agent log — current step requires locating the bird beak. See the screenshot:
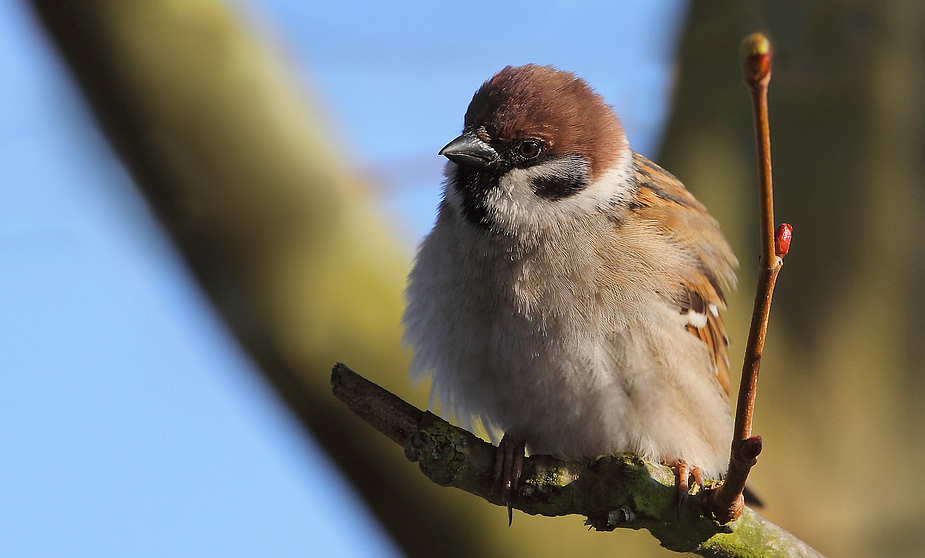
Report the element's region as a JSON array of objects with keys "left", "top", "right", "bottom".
[{"left": 439, "top": 130, "right": 500, "bottom": 170}]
